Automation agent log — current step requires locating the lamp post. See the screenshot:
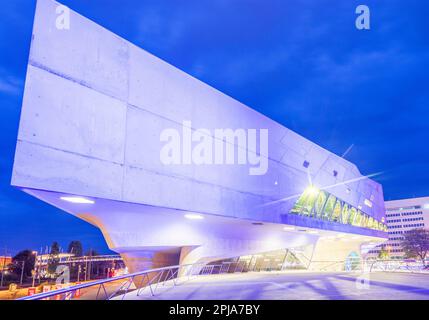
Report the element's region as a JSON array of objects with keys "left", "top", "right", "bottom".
[
  {"left": 31, "top": 251, "right": 38, "bottom": 287},
  {"left": 18, "top": 261, "right": 25, "bottom": 285},
  {"left": 0, "top": 249, "right": 8, "bottom": 288},
  {"left": 77, "top": 265, "right": 81, "bottom": 282},
  {"left": 0, "top": 261, "right": 5, "bottom": 288}
]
